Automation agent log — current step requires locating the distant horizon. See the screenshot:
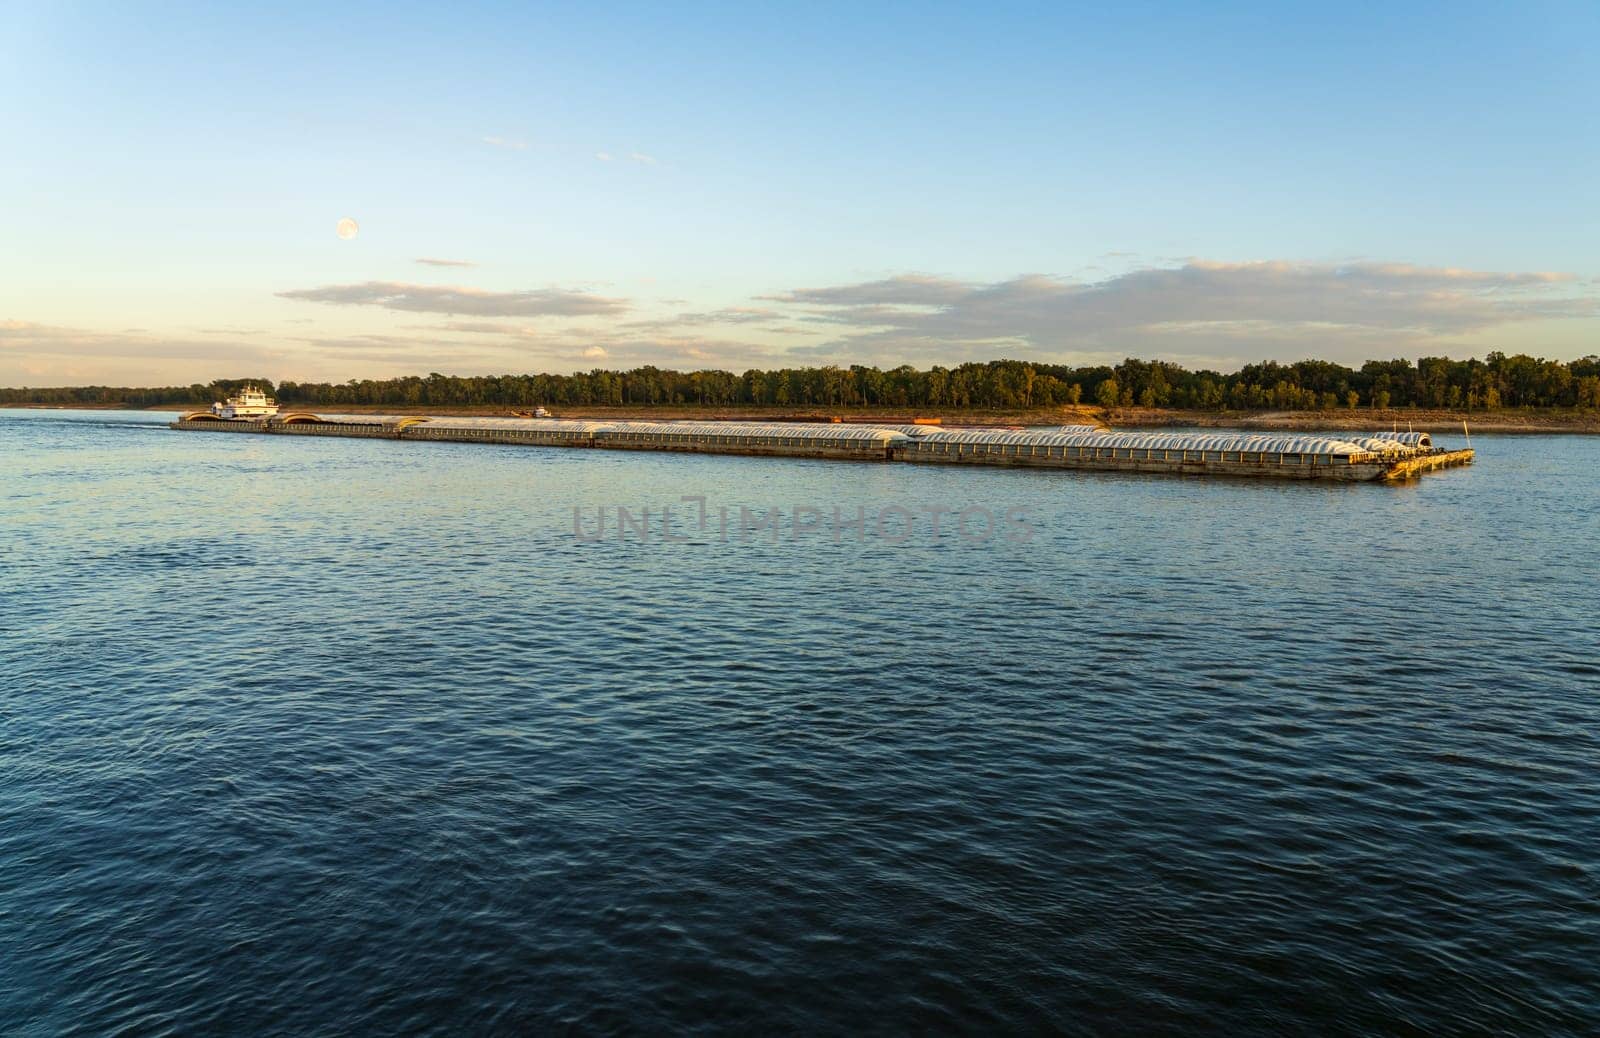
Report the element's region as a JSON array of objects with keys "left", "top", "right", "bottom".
[
  {"left": 2, "top": 346, "right": 1598, "bottom": 394},
  {"left": 7, "top": 352, "right": 1596, "bottom": 414}
]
